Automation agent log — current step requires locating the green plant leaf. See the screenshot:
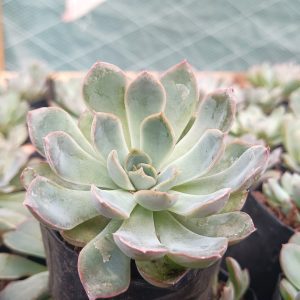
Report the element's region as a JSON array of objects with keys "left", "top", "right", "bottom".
[
  {"left": 161, "top": 60, "right": 198, "bottom": 140},
  {"left": 106, "top": 150, "right": 134, "bottom": 191},
  {"left": 82, "top": 61, "right": 130, "bottom": 145},
  {"left": 136, "top": 256, "right": 188, "bottom": 288},
  {"left": 27, "top": 107, "right": 98, "bottom": 158},
  {"left": 169, "top": 188, "right": 230, "bottom": 218},
  {"left": 128, "top": 168, "right": 156, "bottom": 190},
  {"left": 140, "top": 113, "right": 175, "bottom": 168},
  {"left": 134, "top": 190, "right": 177, "bottom": 211},
  {"left": 0, "top": 192, "right": 29, "bottom": 215},
  {"left": 152, "top": 167, "right": 179, "bottom": 192},
  {"left": 221, "top": 190, "right": 249, "bottom": 213},
  {"left": 155, "top": 211, "right": 227, "bottom": 268},
  {"left": 280, "top": 243, "right": 300, "bottom": 289},
  {"left": 280, "top": 278, "right": 299, "bottom": 300},
  {"left": 91, "top": 186, "right": 136, "bottom": 219},
  {"left": 160, "top": 129, "right": 224, "bottom": 186},
  {"left": 25, "top": 176, "right": 98, "bottom": 230},
  {"left": 289, "top": 232, "right": 300, "bottom": 246},
  {"left": 0, "top": 208, "right": 28, "bottom": 234},
  {"left": 176, "top": 212, "right": 255, "bottom": 245},
  {"left": 3, "top": 219, "right": 45, "bottom": 258},
  {"left": 175, "top": 145, "right": 268, "bottom": 194},
  {"left": 0, "top": 271, "right": 50, "bottom": 300},
  {"left": 44, "top": 131, "right": 116, "bottom": 188},
  {"left": 167, "top": 88, "right": 235, "bottom": 163},
  {"left": 78, "top": 109, "right": 94, "bottom": 142},
  {"left": 125, "top": 72, "right": 166, "bottom": 148},
  {"left": 78, "top": 220, "right": 130, "bottom": 299},
  {"left": 0, "top": 253, "right": 46, "bottom": 280},
  {"left": 92, "top": 112, "right": 129, "bottom": 164},
  {"left": 113, "top": 206, "right": 167, "bottom": 260}
]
